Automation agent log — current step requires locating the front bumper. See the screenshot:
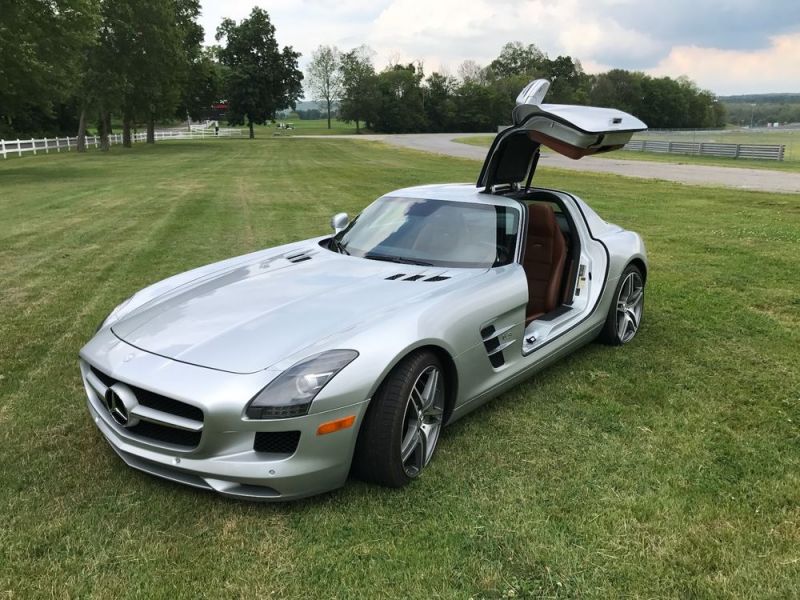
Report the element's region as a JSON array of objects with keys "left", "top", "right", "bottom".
[{"left": 79, "top": 342, "right": 370, "bottom": 501}]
